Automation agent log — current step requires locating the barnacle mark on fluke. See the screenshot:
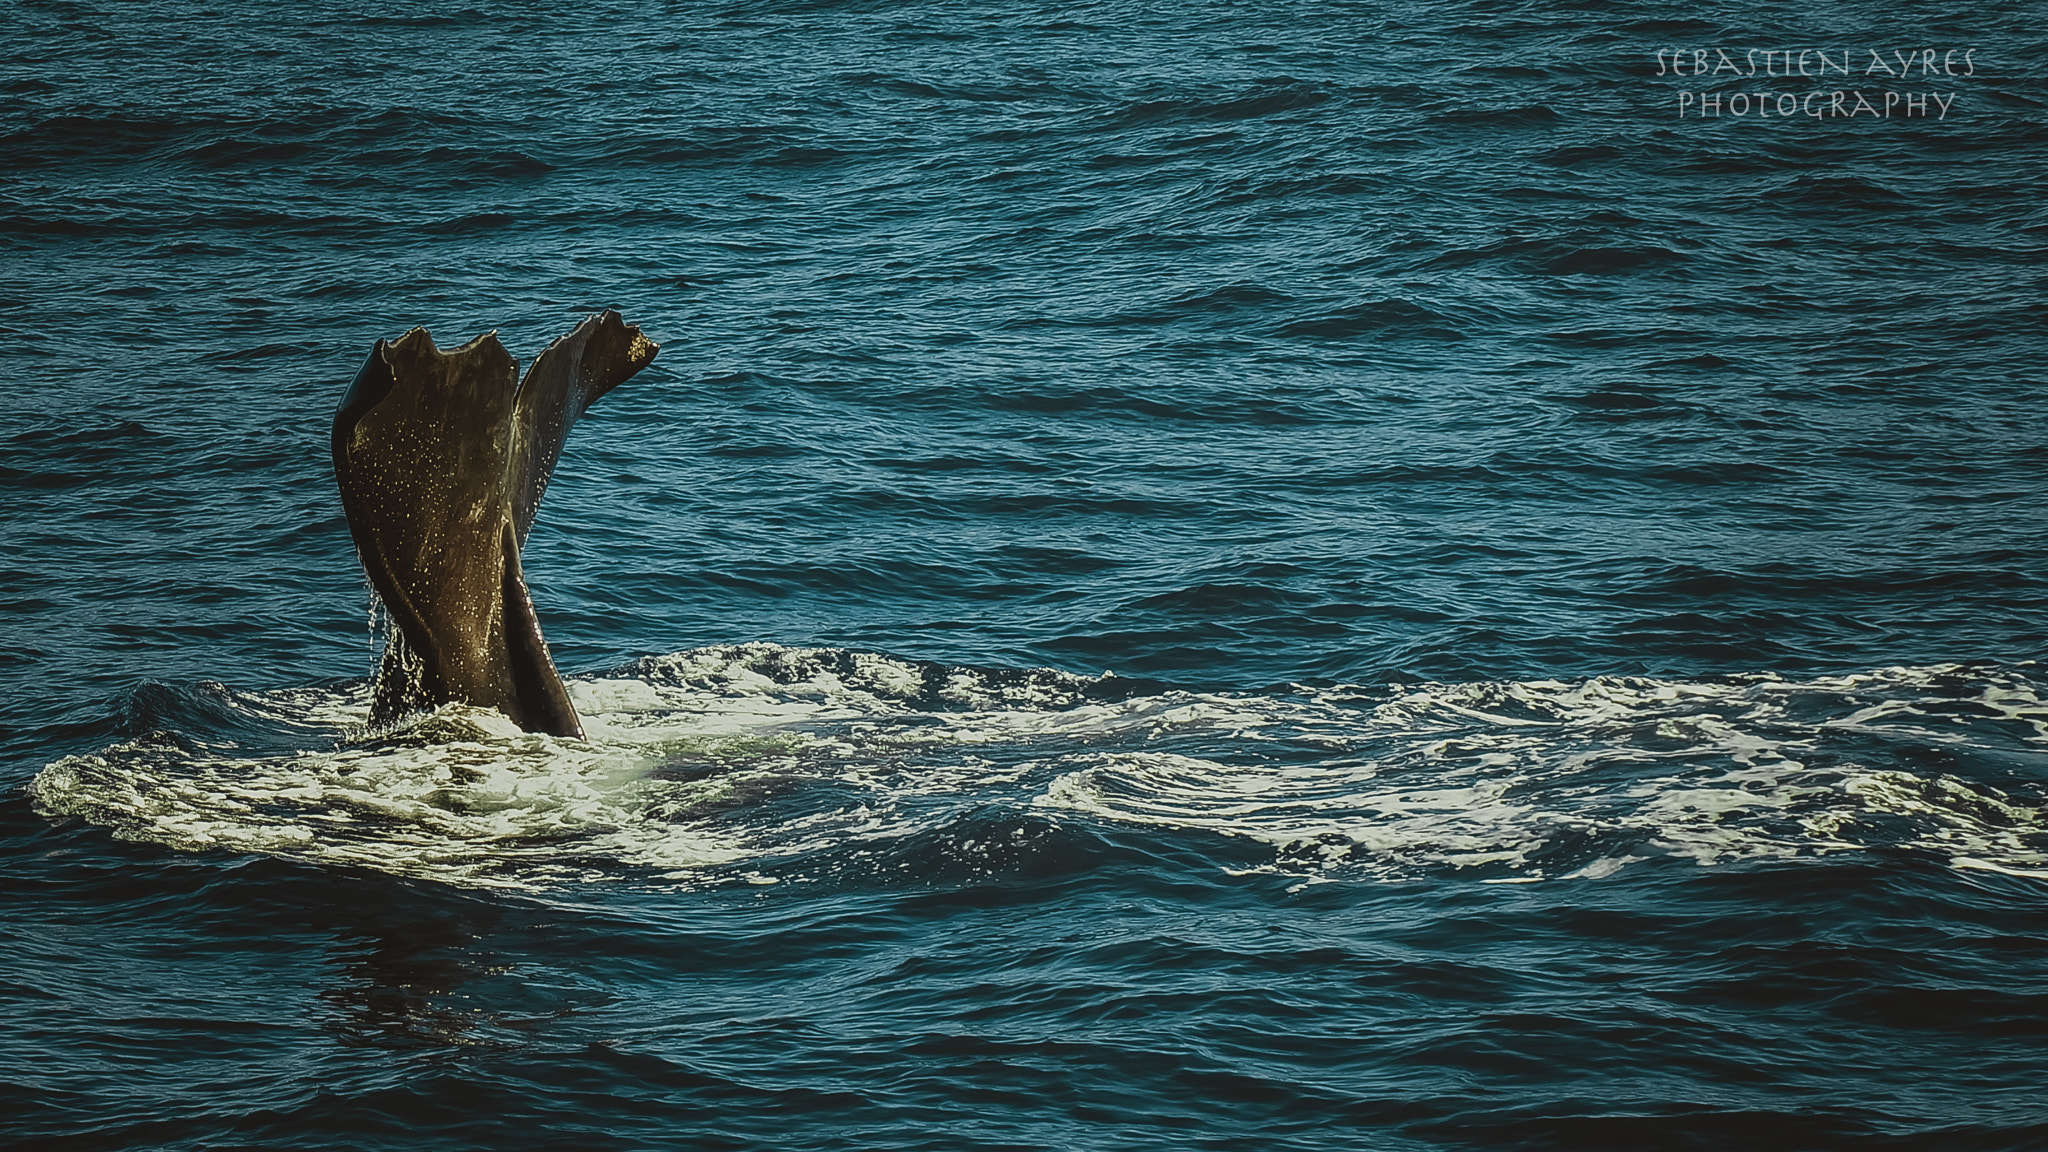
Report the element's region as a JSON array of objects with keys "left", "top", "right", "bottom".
[{"left": 330, "top": 310, "right": 659, "bottom": 737}]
